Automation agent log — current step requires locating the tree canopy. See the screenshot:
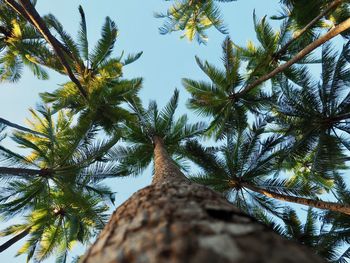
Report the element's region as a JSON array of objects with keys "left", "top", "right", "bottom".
[{"left": 0, "top": 0, "right": 350, "bottom": 262}]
